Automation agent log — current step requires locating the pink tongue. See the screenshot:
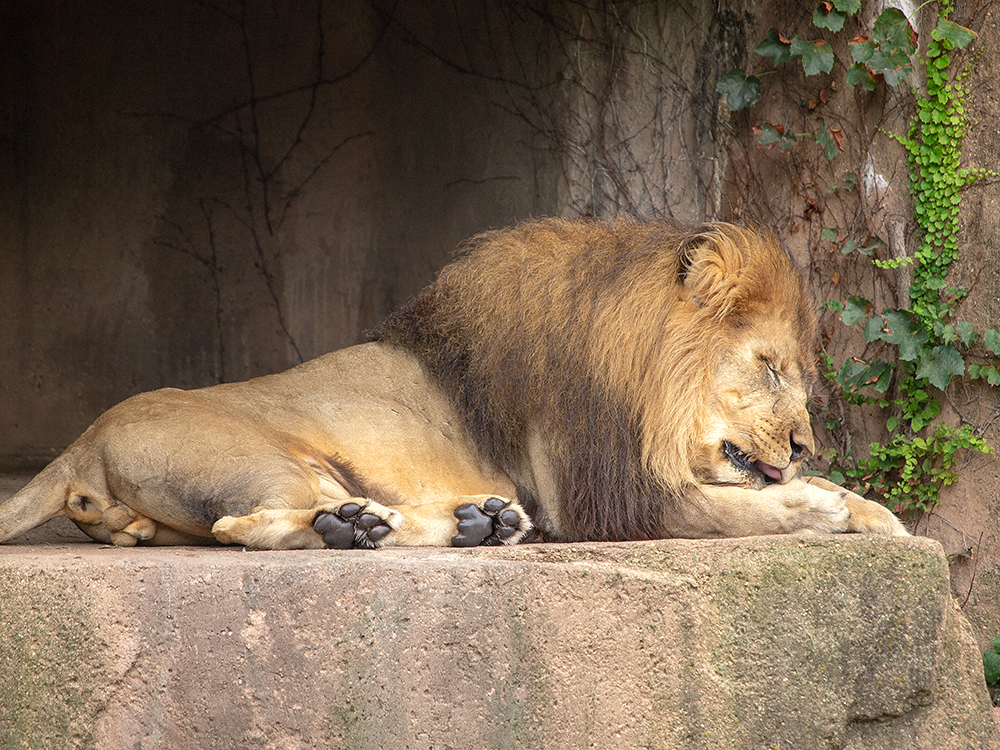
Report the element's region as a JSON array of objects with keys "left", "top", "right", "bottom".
[{"left": 754, "top": 460, "right": 783, "bottom": 481}]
